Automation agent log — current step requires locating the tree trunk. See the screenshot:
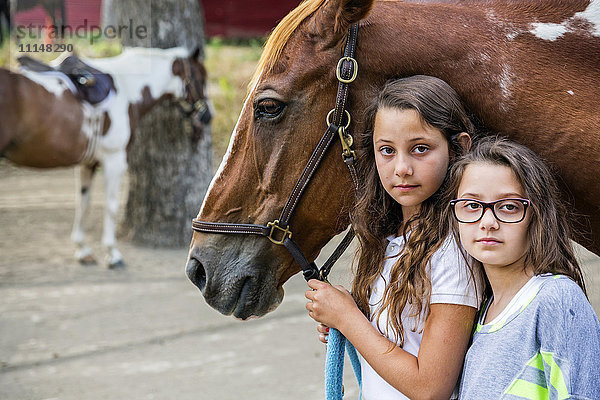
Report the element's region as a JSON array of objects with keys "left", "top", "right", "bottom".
[
  {"left": 117, "top": 0, "right": 212, "bottom": 247},
  {"left": 114, "top": 0, "right": 205, "bottom": 51},
  {"left": 101, "top": 0, "right": 117, "bottom": 28},
  {"left": 122, "top": 102, "right": 213, "bottom": 247}
]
